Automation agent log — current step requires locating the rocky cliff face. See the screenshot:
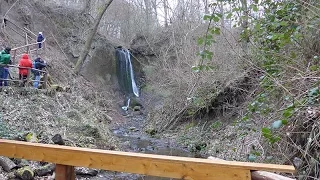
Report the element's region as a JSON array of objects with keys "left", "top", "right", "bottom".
[{"left": 30, "top": 0, "right": 118, "bottom": 86}]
